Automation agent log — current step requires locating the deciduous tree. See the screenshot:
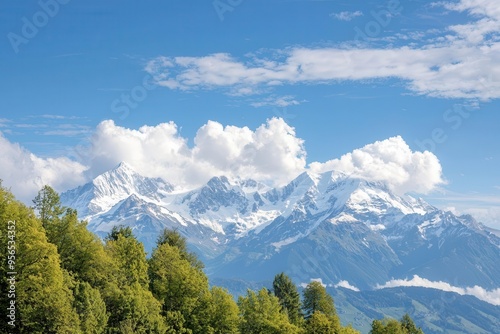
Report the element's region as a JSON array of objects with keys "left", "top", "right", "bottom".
[{"left": 238, "top": 288, "right": 301, "bottom": 334}]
